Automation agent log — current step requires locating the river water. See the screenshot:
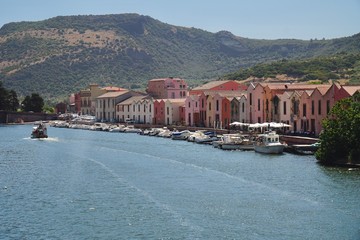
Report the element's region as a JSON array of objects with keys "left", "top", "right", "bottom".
[{"left": 0, "top": 124, "right": 359, "bottom": 240}]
